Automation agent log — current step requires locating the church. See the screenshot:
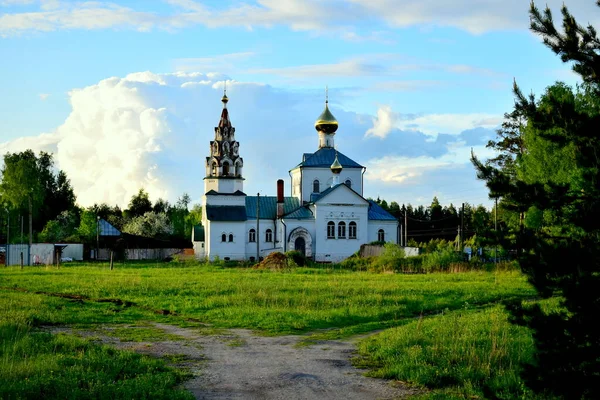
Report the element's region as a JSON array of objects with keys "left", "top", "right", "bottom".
[{"left": 192, "top": 91, "right": 398, "bottom": 262}]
